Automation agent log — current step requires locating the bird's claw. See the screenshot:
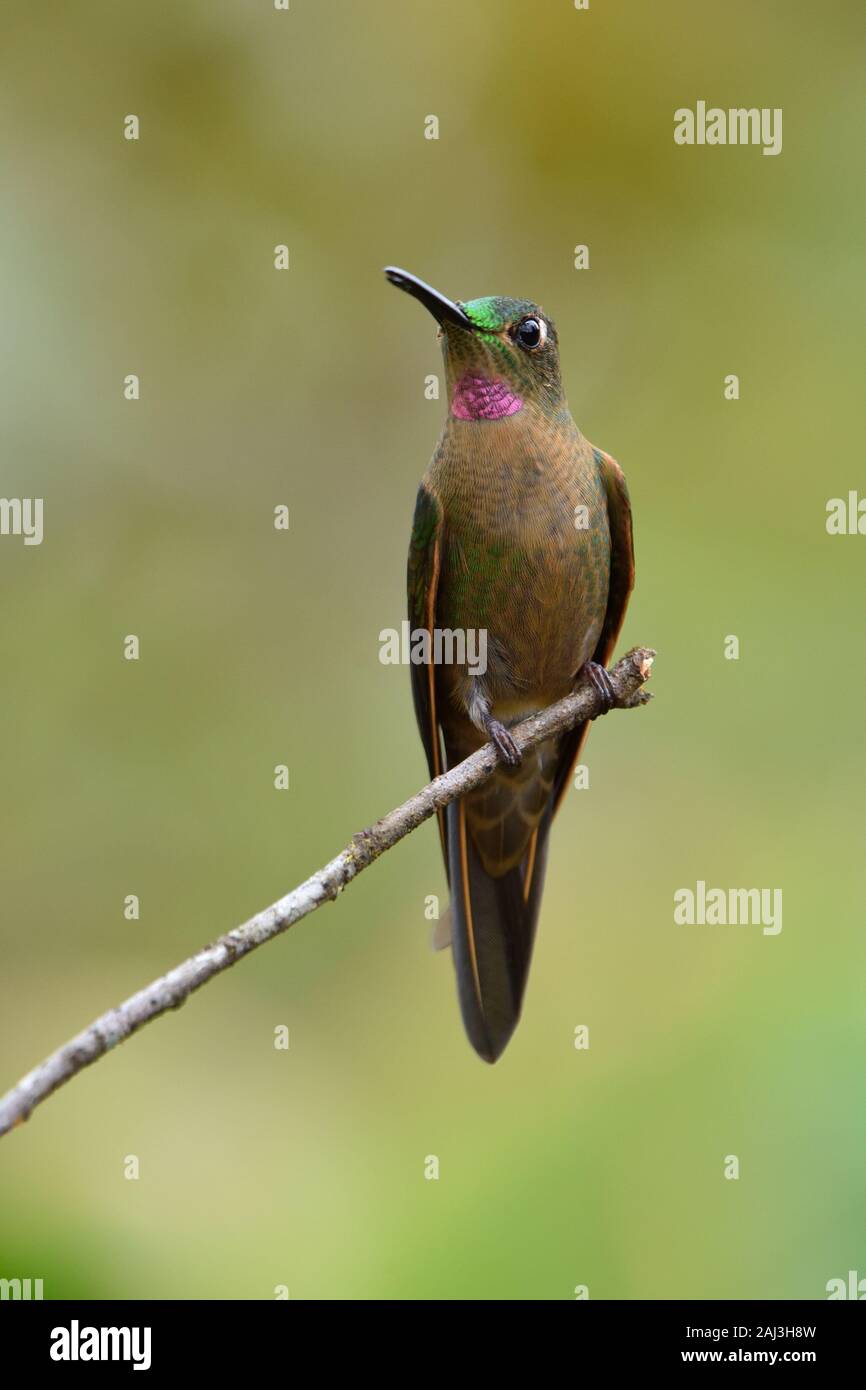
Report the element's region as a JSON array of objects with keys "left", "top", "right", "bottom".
[
  {"left": 485, "top": 718, "right": 522, "bottom": 768},
  {"left": 583, "top": 661, "right": 616, "bottom": 715}
]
